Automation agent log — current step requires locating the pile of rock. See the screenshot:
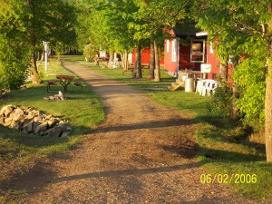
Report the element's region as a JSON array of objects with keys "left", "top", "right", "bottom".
[
  {"left": 0, "top": 105, "right": 72, "bottom": 137},
  {"left": 0, "top": 89, "right": 10, "bottom": 99},
  {"left": 44, "top": 91, "right": 65, "bottom": 101}
]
